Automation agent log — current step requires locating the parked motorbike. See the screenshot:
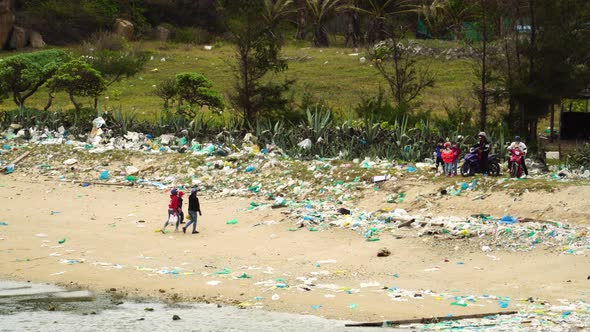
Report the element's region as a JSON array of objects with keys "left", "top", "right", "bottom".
[
  {"left": 460, "top": 147, "right": 500, "bottom": 177},
  {"left": 508, "top": 147, "right": 524, "bottom": 178}
]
